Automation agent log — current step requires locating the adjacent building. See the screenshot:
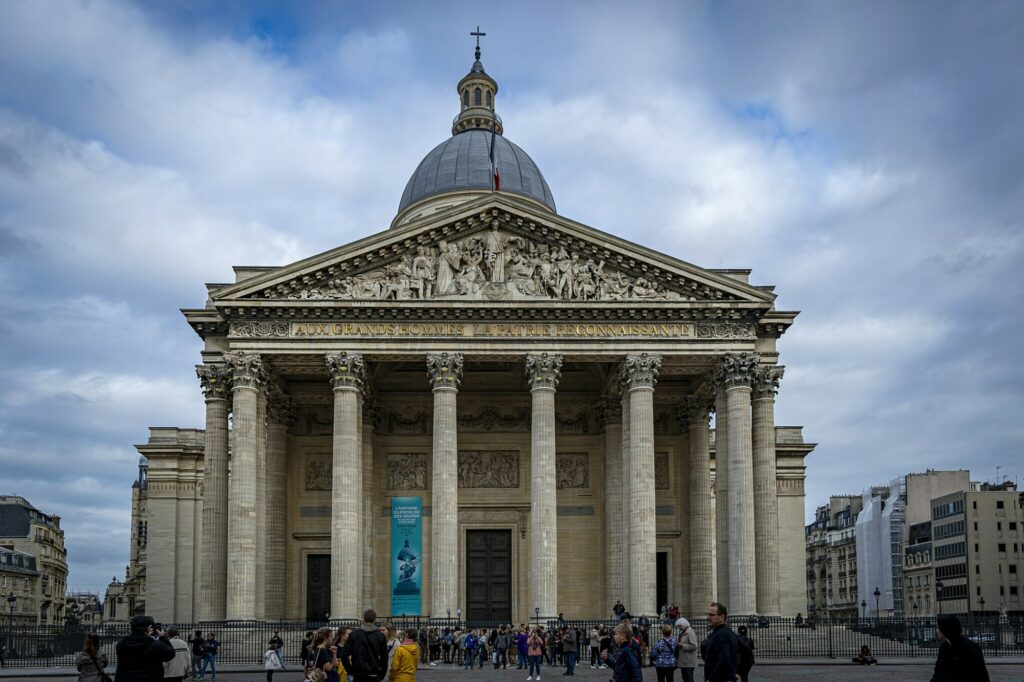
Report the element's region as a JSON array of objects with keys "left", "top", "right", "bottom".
[
  {"left": 103, "top": 458, "right": 148, "bottom": 623},
  {"left": 932, "top": 482, "right": 1023, "bottom": 616},
  {"left": 65, "top": 591, "right": 103, "bottom": 626},
  {"left": 0, "top": 496, "right": 68, "bottom": 625},
  {"left": 0, "top": 546, "right": 41, "bottom": 626},
  {"left": 806, "top": 495, "right": 862, "bottom": 617}
]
